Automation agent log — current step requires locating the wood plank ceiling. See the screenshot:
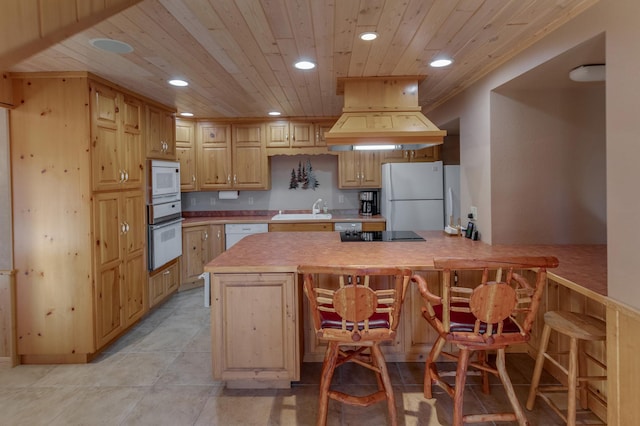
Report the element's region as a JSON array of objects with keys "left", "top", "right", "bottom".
[{"left": 9, "top": 0, "right": 598, "bottom": 119}]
